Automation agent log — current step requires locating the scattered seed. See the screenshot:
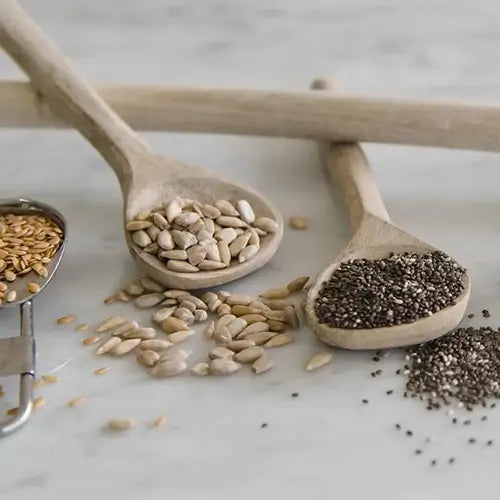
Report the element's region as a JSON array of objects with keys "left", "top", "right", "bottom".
[
  {"left": 108, "top": 418, "right": 136, "bottom": 431},
  {"left": 75, "top": 323, "right": 89, "bottom": 332},
  {"left": 110, "top": 338, "right": 141, "bottom": 356},
  {"left": 209, "top": 346, "right": 235, "bottom": 360},
  {"left": 159, "top": 346, "right": 192, "bottom": 362},
  {"left": 261, "top": 422, "right": 268, "bottom": 428},
  {"left": 448, "top": 458, "right": 455, "bottom": 465},
  {"left": 395, "top": 424, "right": 401, "bottom": 430},
  {"left": 430, "top": 460, "right": 437, "bottom": 467},
  {"left": 209, "top": 358, "right": 242, "bottom": 375},
  {"left": 151, "top": 358, "right": 187, "bottom": 377},
  {"left": 153, "top": 416, "right": 167, "bottom": 427},
  {"left": 161, "top": 317, "right": 189, "bottom": 334},
  {"left": 487, "top": 439, "right": 494, "bottom": 446},
  {"left": 289, "top": 216, "right": 308, "bottom": 230},
  {"left": 305, "top": 352, "right": 333, "bottom": 371},
  {"left": 137, "top": 350, "right": 160, "bottom": 367},
  {"left": 362, "top": 399, "right": 369, "bottom": 404},
  {"left": 226, "top": 339, "right": 256, "bottom": 352},
  {"left": 123, "top": 327, "right": 157, "bottom": 340},
  {"left": 33, "top": 396, "right": 45, "bottom": 410},
  {"left": 406, "top": 430, "right": 413, "bottom": 436},
  {"left": 96, "top": 337, "right": 122, "bottom": 355},
  {"left": 265, "top": 333, "right": 293, "bottom": 348},
  {"left": 41, "top": 374, "right": 59, "bottom": 383},
  {"left": 191, "top": 362, "right": 209, "bottom": 376},
  {"left": 68, "top": 397, "right": 85, "bottom": 408},
  {"left": 5, "top": 290, "right": 16, "bottom": 302},
  {"left": 168, "top": 330, "right": 194, "bottom": 344},
  {"left": 234, "top": 346, "right": 264, "bottom": 364},
  {"left": 95, "top": 316, "right": 124, "bottom": 333},
  {"left": 82, "top": 335, "right": 100, "bottom": 346},
  {"left": 6, "top": 407, "right": 18, "bottom": 416},
  {"left": 28, "top": 282, "right": 40, "bottom": 294},
  {"left": 467, "top": 313, "right": 475, "bottom": 319},
  {"left": 57, "top": 314, "right": 76, "bottom": 325},
  {"left": 94, "top": 367, "right": 110, "bottom": 375},
  {"left": 482, "top": 309, "right": 491, "bottom": 318},
  {"left": 415, "top": 449, "right": 422, "bottom": 455},
  {"left": 244, "top": 331, "right": 277, "bottom": 345},
  {"left": 252, "top": 355, "right": 274, "bottom": 375},
  {"left": 469, "top": 437, "right": 476, "bottom": 444}
]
